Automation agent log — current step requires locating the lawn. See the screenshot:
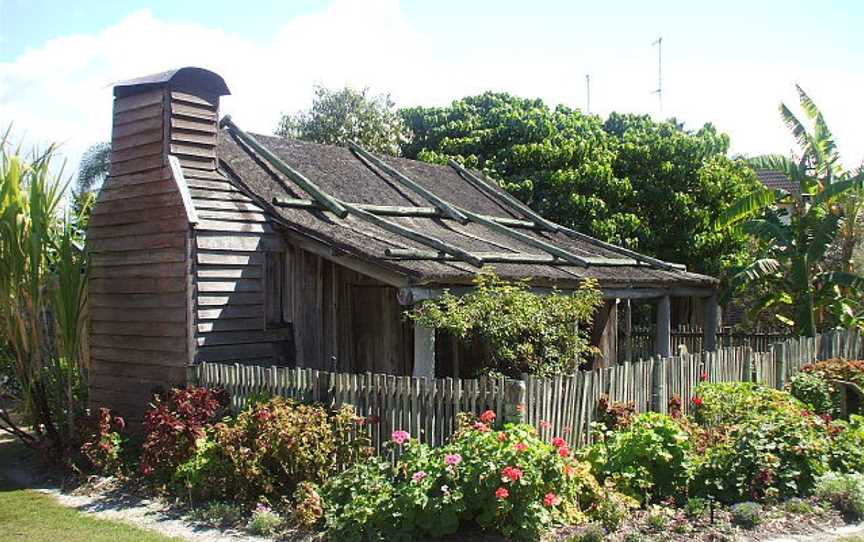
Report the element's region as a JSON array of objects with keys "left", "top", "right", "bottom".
[{"left": 0, "top": 438, "right": 181, "bottom": 542}]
